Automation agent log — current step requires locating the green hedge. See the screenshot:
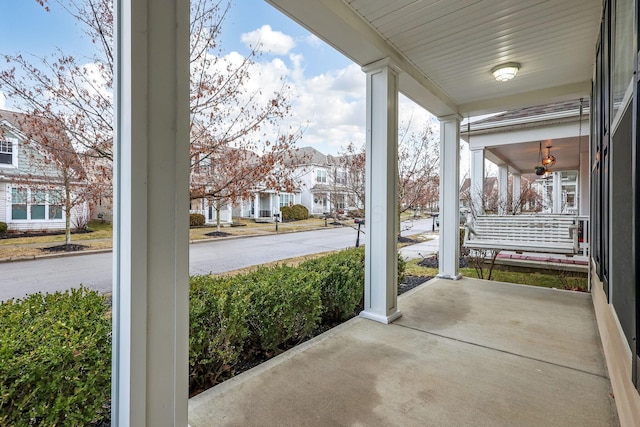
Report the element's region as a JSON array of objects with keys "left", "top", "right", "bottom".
[
  {"left": 241, "top": 266, "right": 322, "bottom": 352},
  {"left": 0, "top": 248, "right": 408, "bottom": 420},
  {"left": 189, "top": 276, "right": 251, "bottom": 392},
  {"left": 190, "top": 213, "right": 206, "bottom": 226},
  {"left": 280, "top": 204, "right": 309, "bottom": 221},
  {"left": 0, "top": 221, "right": 7, "bottom": 234},
  {"left": 0, "top": 288, "right": 111, "bottom": 427}
]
